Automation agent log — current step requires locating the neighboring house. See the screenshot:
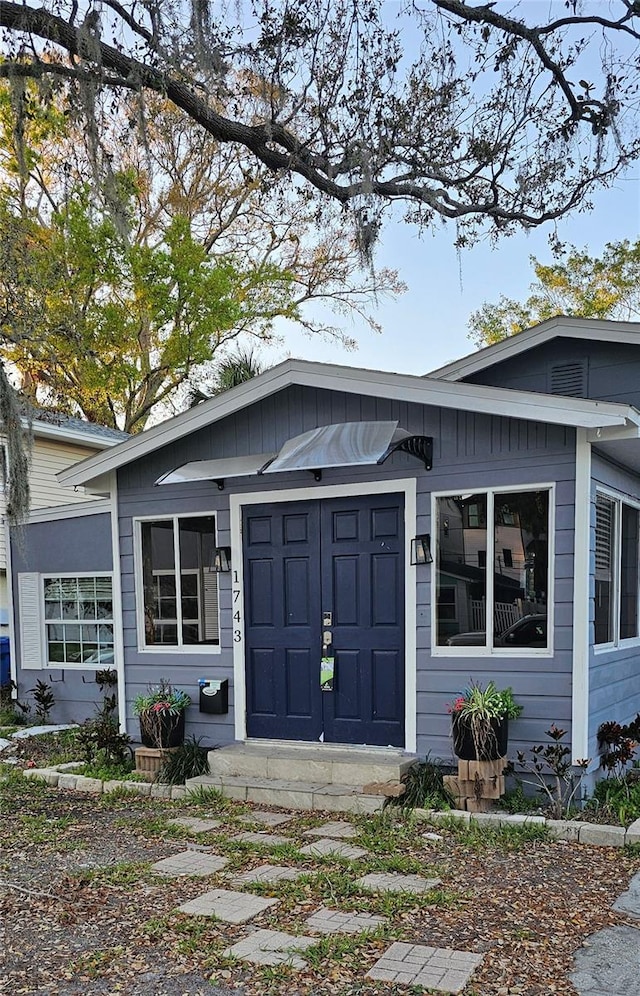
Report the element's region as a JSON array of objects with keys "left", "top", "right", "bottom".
[
  {"left": 1, "top": 412, "right": 126, "bottom": 649},
  {"left": 9, "top": 317, "right": 640, "bottom": 779}
]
